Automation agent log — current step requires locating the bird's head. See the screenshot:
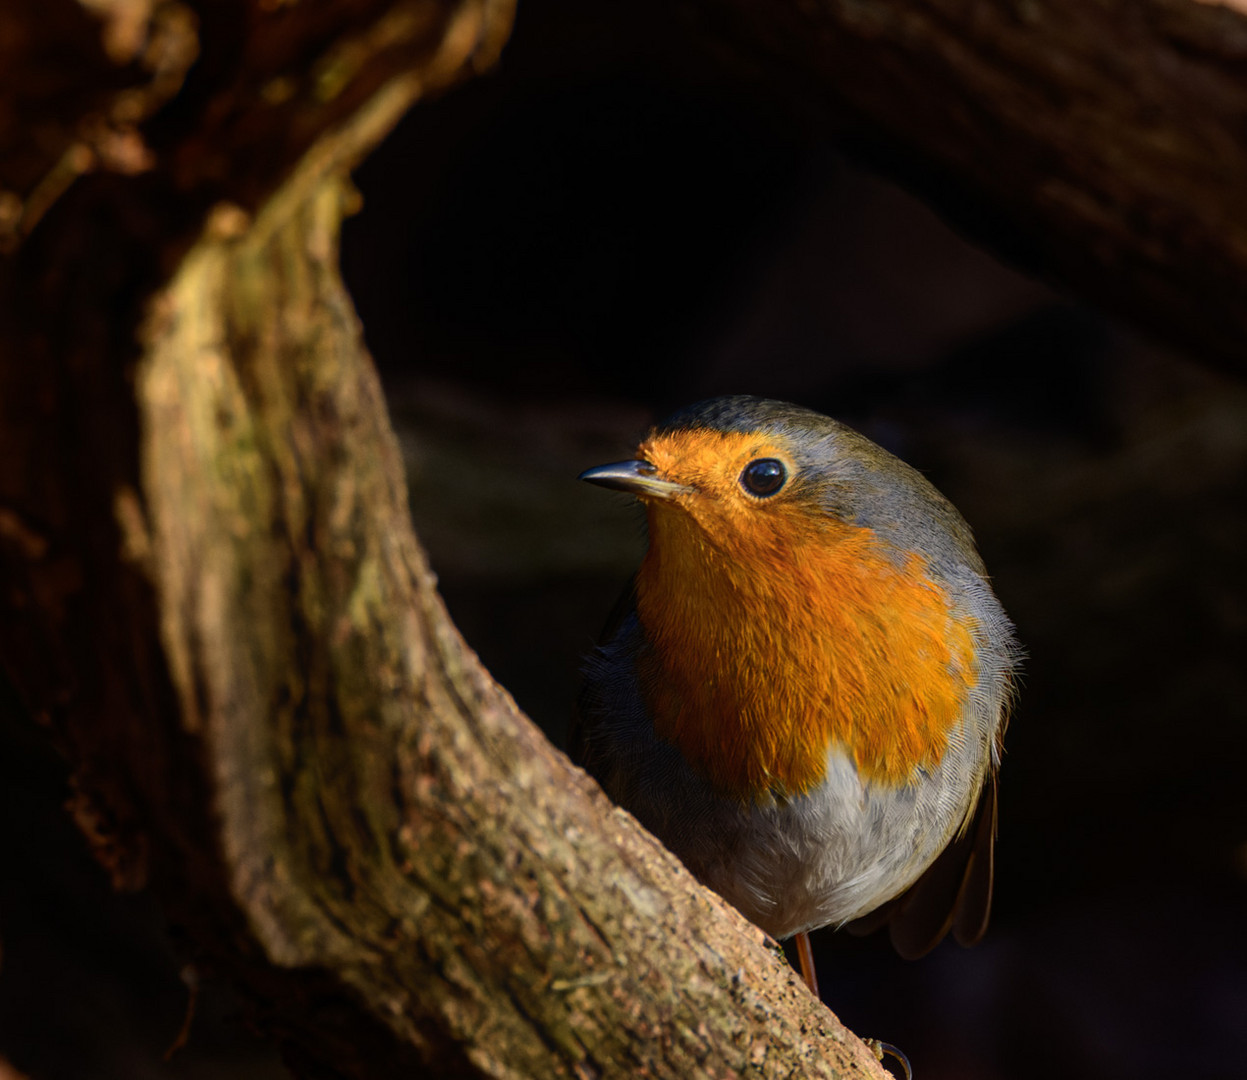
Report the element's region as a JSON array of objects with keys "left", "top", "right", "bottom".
[{"left": 580, "top": 395, "right": 979, "bottom": 577}]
